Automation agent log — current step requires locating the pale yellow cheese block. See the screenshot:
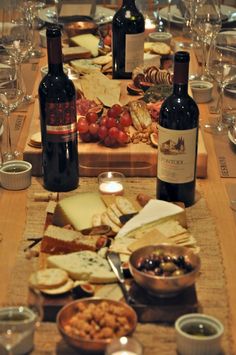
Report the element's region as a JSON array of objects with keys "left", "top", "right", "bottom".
[
  {"left": 70, "top": 34, "right": 99, "bottom": 57},
  {"left": 52, "top": 192, "right": 106, "bottom": 231}
]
